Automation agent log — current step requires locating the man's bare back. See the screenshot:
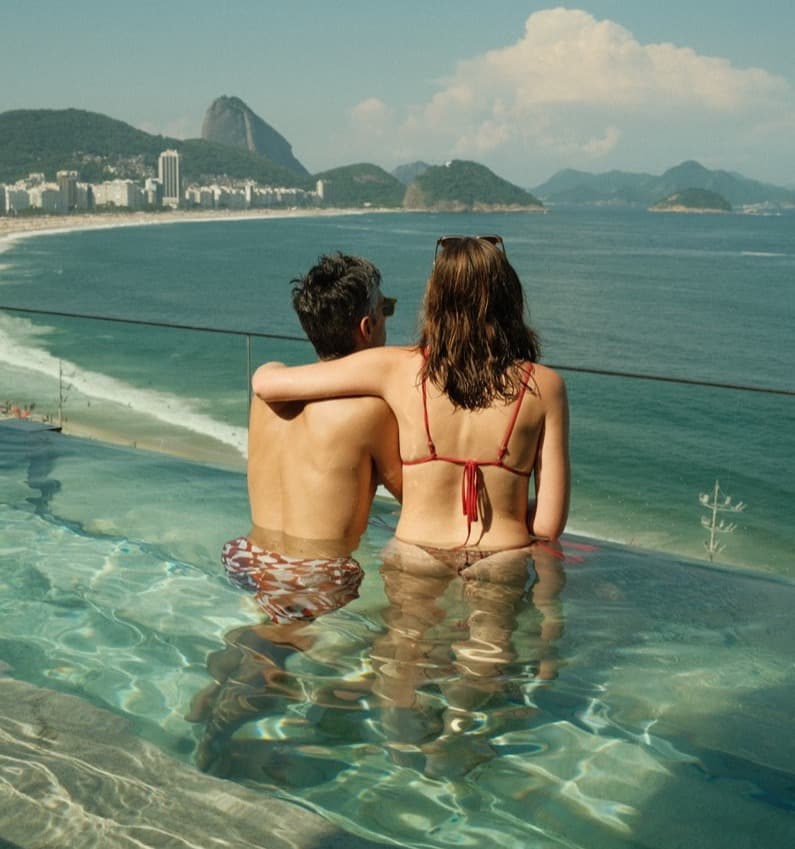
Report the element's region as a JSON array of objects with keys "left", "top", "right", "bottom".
[
  {"left": 222, "top": 251, "right": 401, "bottom": 606},
  {"left": 247, "top": 393, "right": 401, "bottom": 558}
]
